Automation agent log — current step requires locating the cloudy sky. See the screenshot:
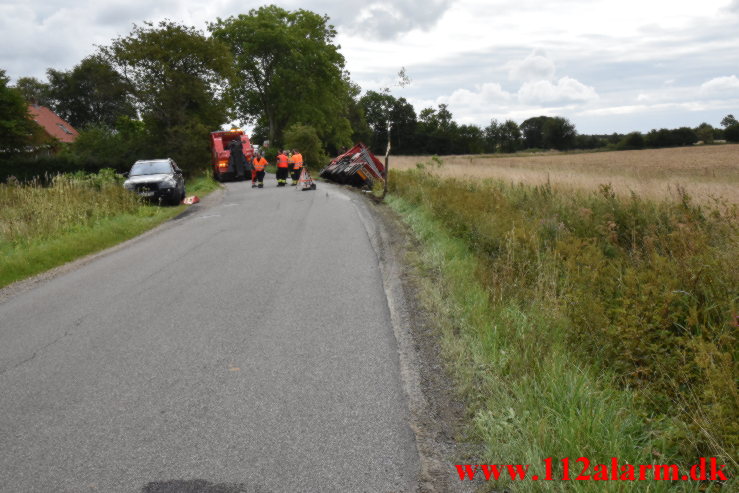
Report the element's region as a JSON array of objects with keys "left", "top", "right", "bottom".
[{"left": 2, "top": 0, "right": 738, "bottom": 133}]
